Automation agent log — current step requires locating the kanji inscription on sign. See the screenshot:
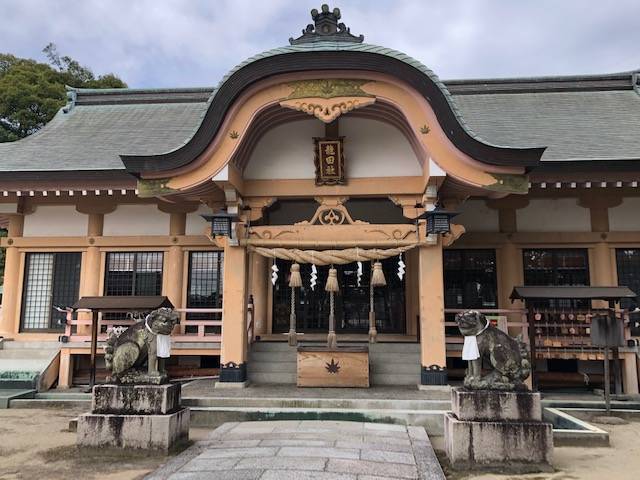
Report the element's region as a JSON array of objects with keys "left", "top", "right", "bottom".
[{"left": 314, "top": 137, "right": 345, "bottom": 186}]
